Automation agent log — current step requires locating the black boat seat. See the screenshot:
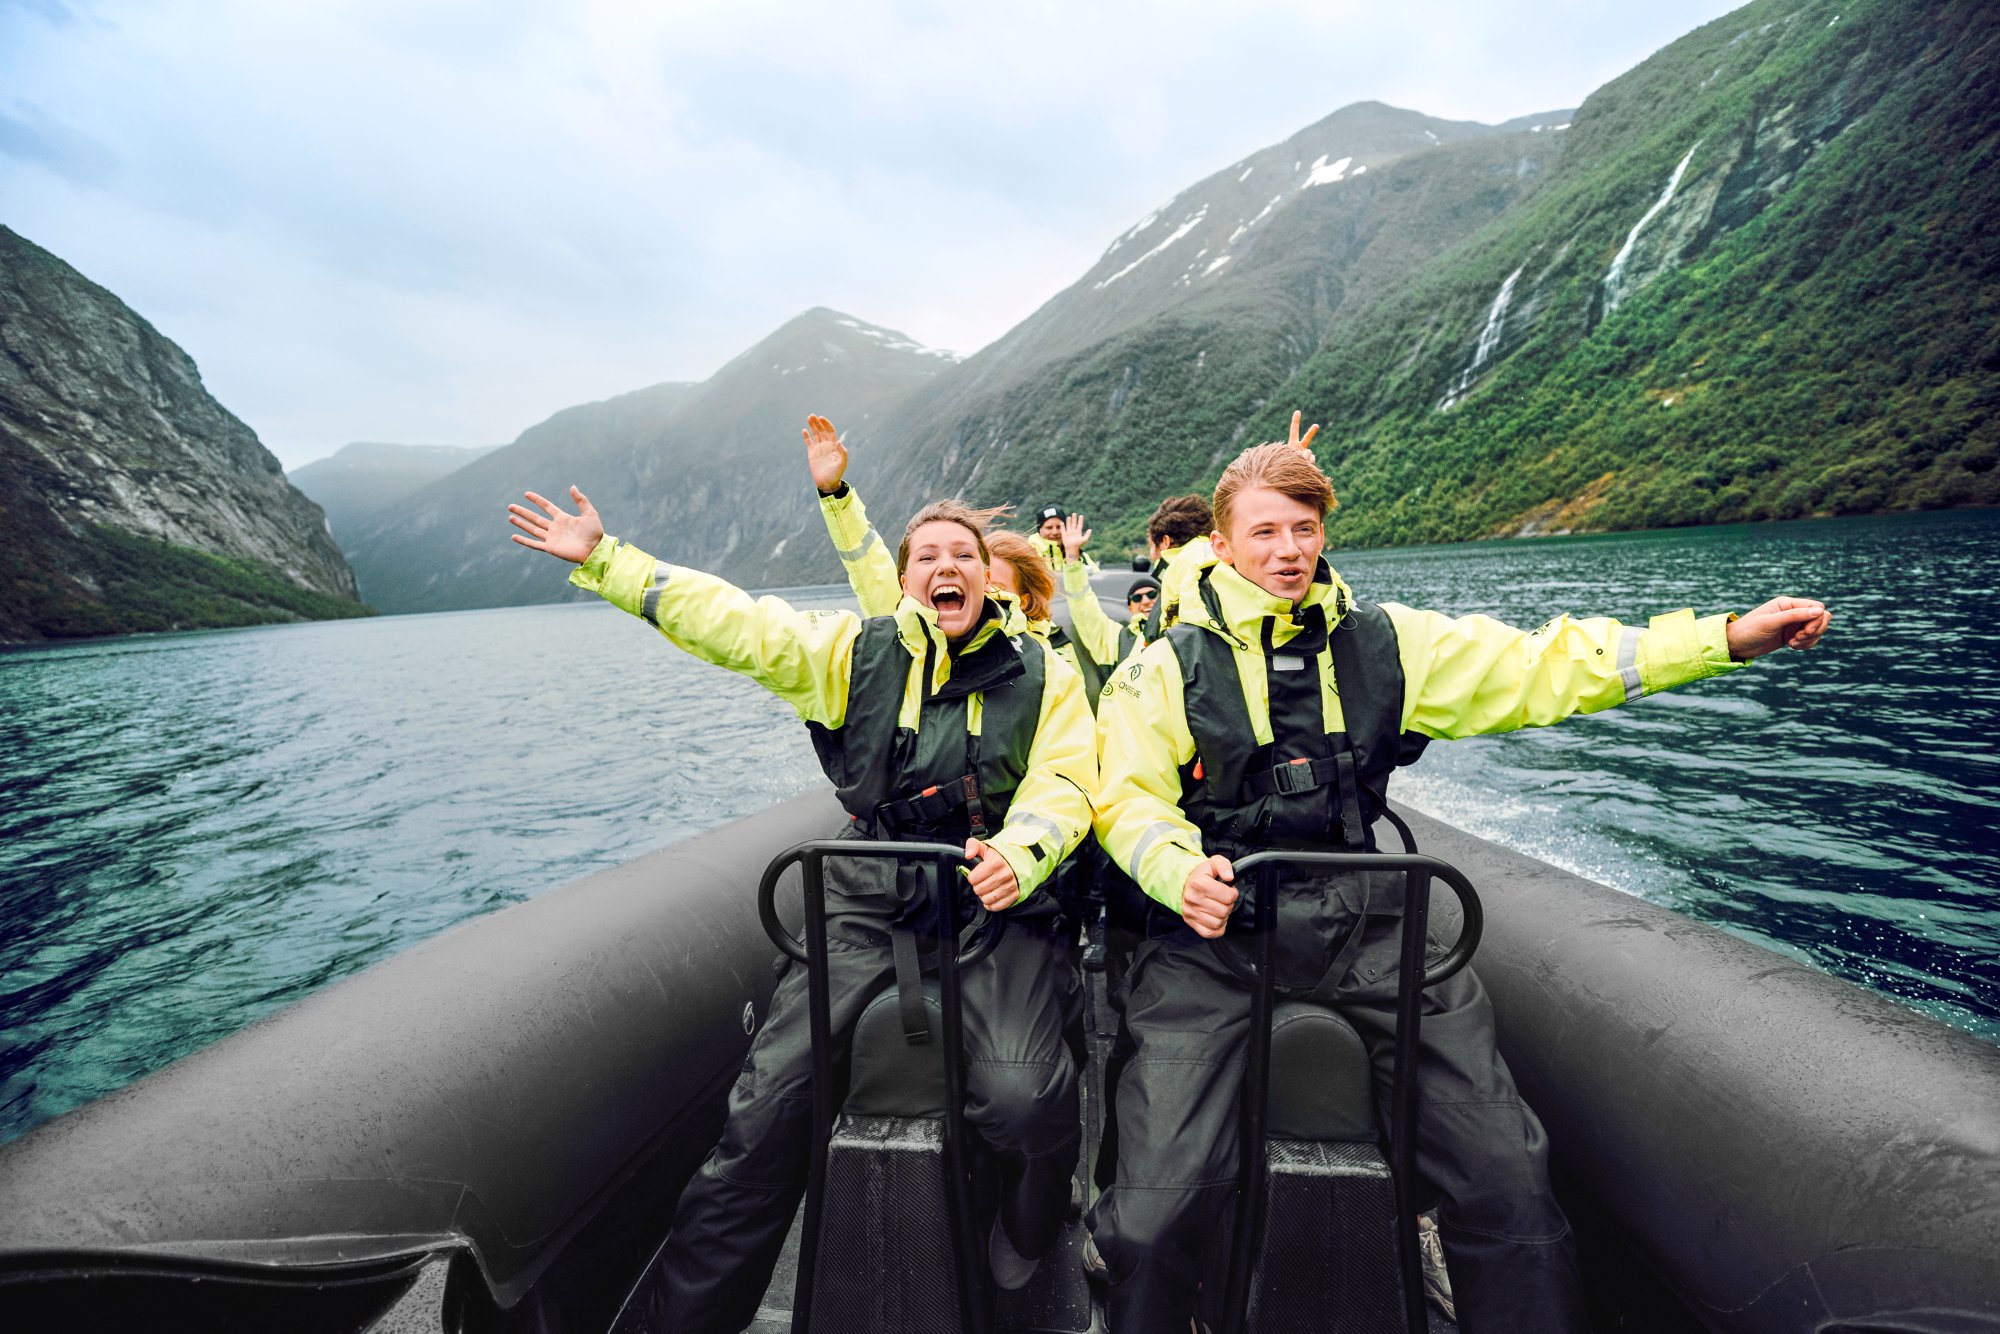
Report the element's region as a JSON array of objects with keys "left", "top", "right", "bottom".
[
  {"left": 1266, "top": 1000, "right": 1378, "bottom": 1141},
  {"left": 1250, "top": 1001, "right": 1400, "bottom": 1331},
  {"left": 809, "top": 981, "right": 966, "bottom": 1330},
  {"left": 845, "top": 981, "right": 947, "bottom": 1118}
]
